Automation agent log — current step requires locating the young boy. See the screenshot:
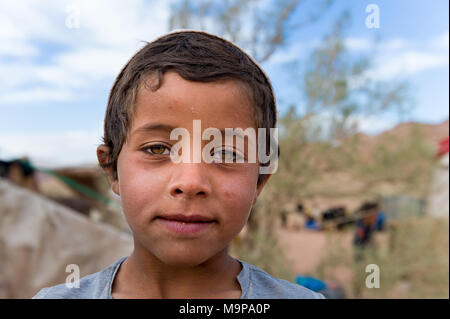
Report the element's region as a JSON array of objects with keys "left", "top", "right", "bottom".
[{"left": 33, "top": 31, "right": 324, "bottom": 299}]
